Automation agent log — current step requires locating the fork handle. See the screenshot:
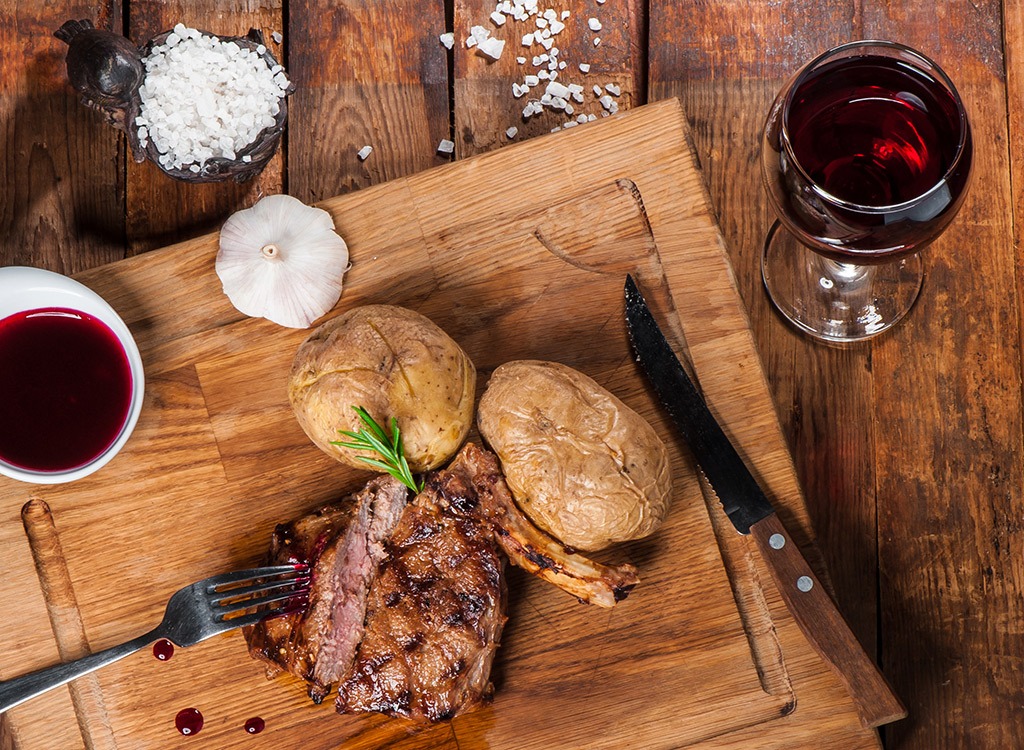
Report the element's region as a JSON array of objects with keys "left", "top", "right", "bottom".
[{"left": 0, "top": 628, "right": 161, "bottom": 715}]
